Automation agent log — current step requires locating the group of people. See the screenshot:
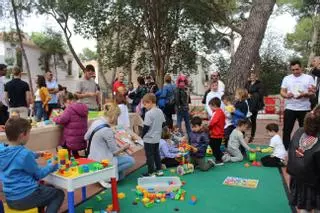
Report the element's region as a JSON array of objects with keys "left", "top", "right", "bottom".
[{"left": 0, "top": 57, "right": 320, "bottom": 213}]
